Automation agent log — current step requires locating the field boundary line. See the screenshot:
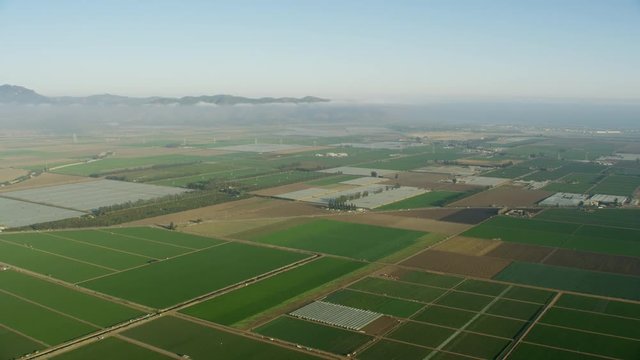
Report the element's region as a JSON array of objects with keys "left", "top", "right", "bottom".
[
  {"left": 96, "top": 228, "right": 201, "bottom": 251},
  {"left": 0, "top": 288, "right": 102, "bottom": 329},
  {"left": 114, "top": 334, "right": 183, "bottom": 359},
  {"left": 0, "top": 238, "right": 118, "bottom": 272},
  {"left": 0, "top": 322, "right": 50, "bottom": 348},
  {"left": 518, "top": 340, "right": 618, "bottom": 360},
  {"left": 534, "top": 322, "right": 640, "bottom": 342},
  {"left": 74, "top": 240, "right": 231, "bottom": 285},
  {"left": 500, "top": 291, "right": 561, "bottom": 359},
  {"left": 43, "top": 232, "right": 156, "bottom": 260},
  {"left": 424, "top": 285, "right": 513, "bottom": 360},
  {"left": 553, "top": 305, "right": 640, "bottom": 322}
]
